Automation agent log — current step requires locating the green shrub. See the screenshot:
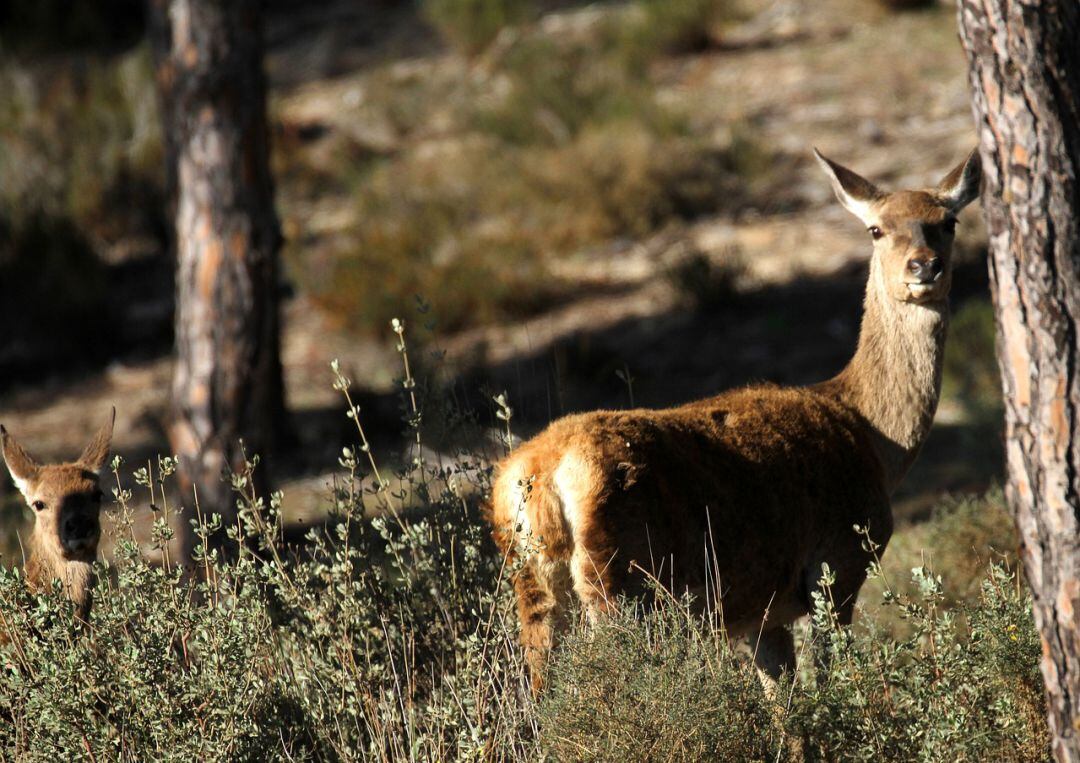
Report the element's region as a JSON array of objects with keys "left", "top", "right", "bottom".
[
  {"left": 539, "top": 597, "right": 777, "bottom": 761},
  {"left": 0, "top": 332, "right": 1049, "bottom": 759},
  {"left": 297, "top": 120, "right": 744, "bottom": 333},
  {"left": 793, "top": 560, "right": 1047, "bottom": 761},
  {"left": 666, "top": 247, "right": 746, "bottom": 311},
  {"left": 423, "top": 0, "right": 533, "bottom": 56},
  {"left": 923, "top": 490, "right": 1017, "bottom": 599},
  {"left": 475, "top": 36, "right": 682, "bottom": 146},
  {"left": 0, "top": 46, "right": 162, "bottom": 236},
  {"left": 614, "top": 0, "right": 739, "bottom": 71},
  {"left": 942, "top": 298, "right": 1002, "bottom": 417}
]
